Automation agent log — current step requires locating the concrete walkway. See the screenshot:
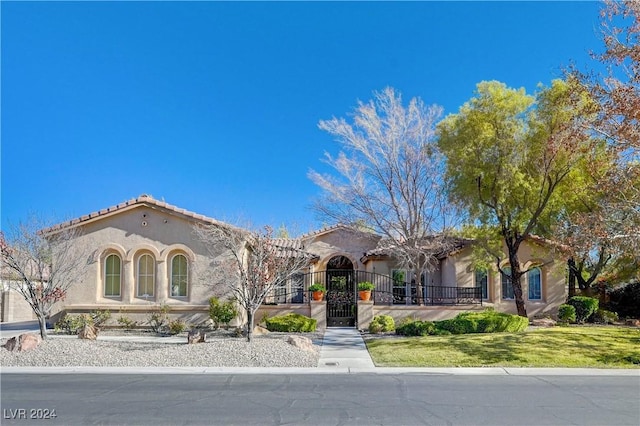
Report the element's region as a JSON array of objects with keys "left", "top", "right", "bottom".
[{"left": 317, "top": 327, "right": 375, "bottom": 369}]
